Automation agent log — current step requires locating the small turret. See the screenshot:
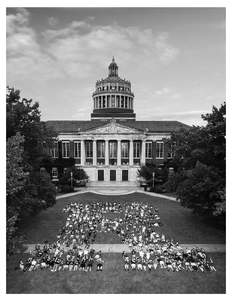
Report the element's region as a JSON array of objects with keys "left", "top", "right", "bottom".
[{"left": 108, "top": 57, "right": 118, "bottom": 77}]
